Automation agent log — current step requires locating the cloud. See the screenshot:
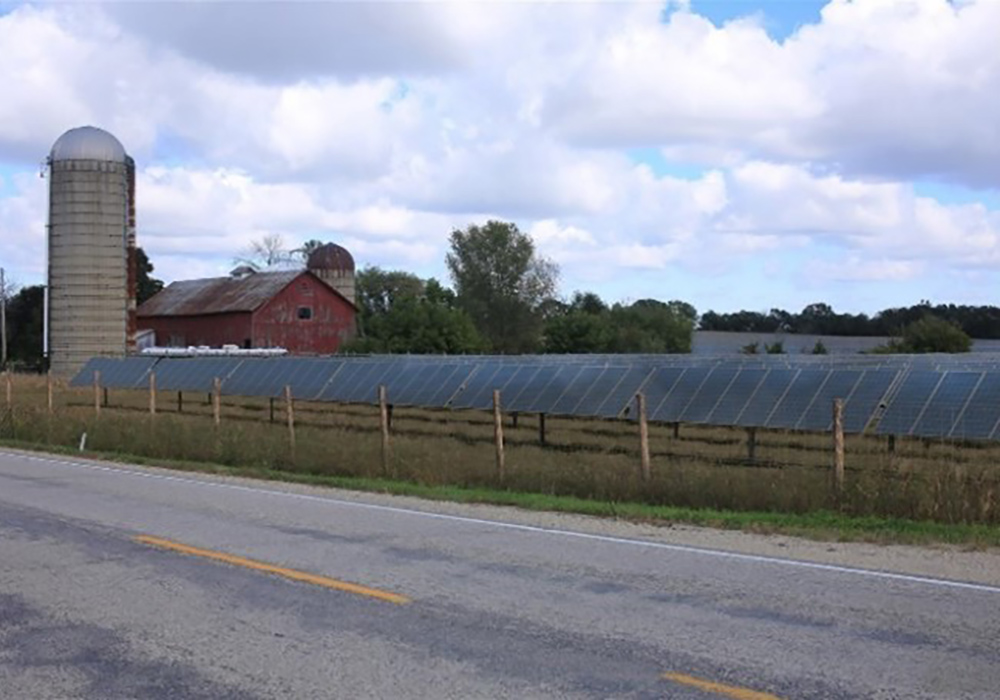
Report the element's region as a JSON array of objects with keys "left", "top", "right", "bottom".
[
  {"left": 0, "top": 171, "right": 46, "bottom": 280},
  {"left": 539, "top": 0, "right": 1000, "bottom": 187},
  {"left": 805, "top": 256, "right": 925, "bottom": 283},
  {"left": 103, "top": 2, "right": 466, "bottom": 82},
  {"left": 1, "top": 0, "right": 998, "bottom": 310}
]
